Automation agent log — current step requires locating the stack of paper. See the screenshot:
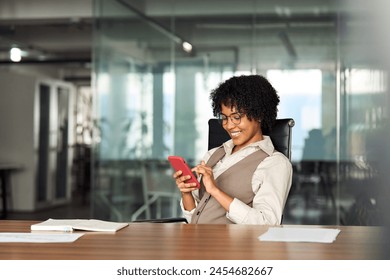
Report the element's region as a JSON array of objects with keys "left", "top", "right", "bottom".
[
  {"left": 0, "top": 233, "right": 84, "bottom": 243},
  {"left": 258, "top": 227, "right": 341, "bottom": 243}
]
